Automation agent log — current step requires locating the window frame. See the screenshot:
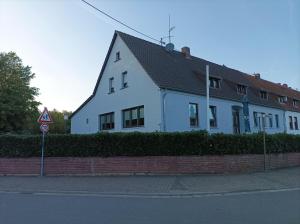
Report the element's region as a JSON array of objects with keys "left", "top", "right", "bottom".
[
  {"left": 268, "top": 114, "right": 273, "bottom": 128},
  {"left": 294, "top": 117, "right": 299, "bottom": 130},
  {"left": 99, "top": 112, "right": 115, "bottom": 131},
  {"left": 289, "top": 116, "right": 293, "bottom": 130},
  {"left": 109, "top": 77, "right": 114, "bottom": 94},
  {"left": 115, "top": 51, "right": 121, "bottom": 62},
  {"left": 237, "top": 84, "right": 247, "bottom": 95},
  {"left": 209, "top": 105, "right": 217, "bottom": 128},
  {"left": 121, "top": 71, "right": 128, "bottom": 89},
  {"left": 122, "top": 105, "right": 144, "bottom": 128},
  {"left": 260, "top": 91, "right": 268, "bottom": 100},
  {"left": 189, "top": 103, "right": 199, "bottom": 127},
  {"left": 253, "top": 112, "right": 258, "bottom": 127},
  {"left": 275, "top": 114, "right": 279, "bottom": 128},
  {"left": 209, "top": 77, "right": 221, "bottom": 89}
]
